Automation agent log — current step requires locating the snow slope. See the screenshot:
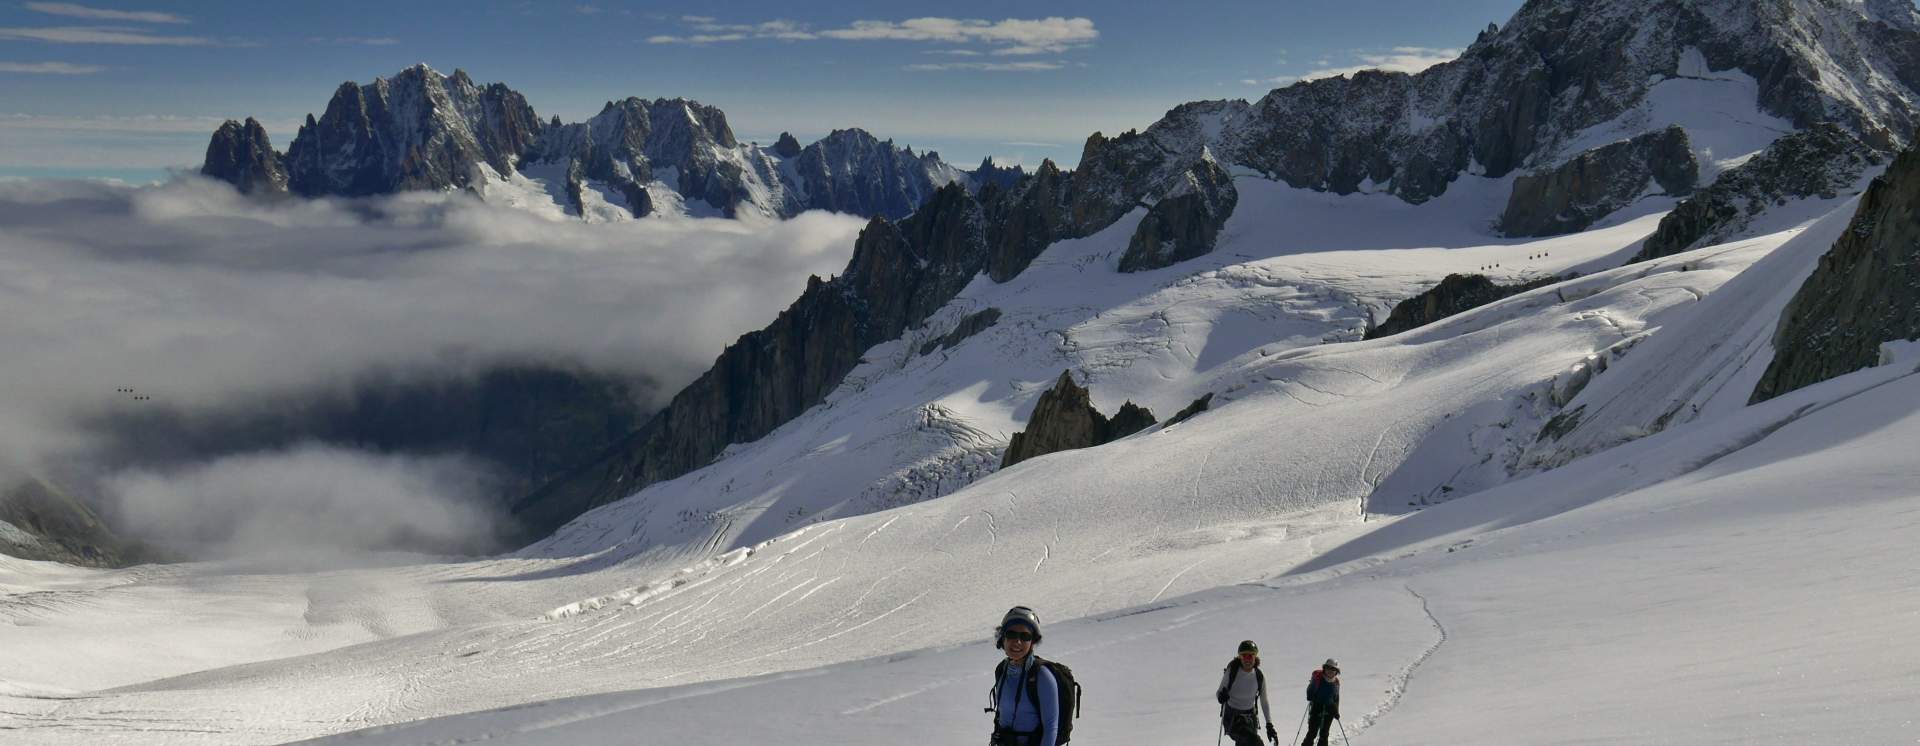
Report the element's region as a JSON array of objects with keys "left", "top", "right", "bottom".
[
  {"left": 1, "top": 165, "right": 1903, "bottom": 744},
  {"left": 304, "top": 357, "right": 1920, "bottom": 745}
]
